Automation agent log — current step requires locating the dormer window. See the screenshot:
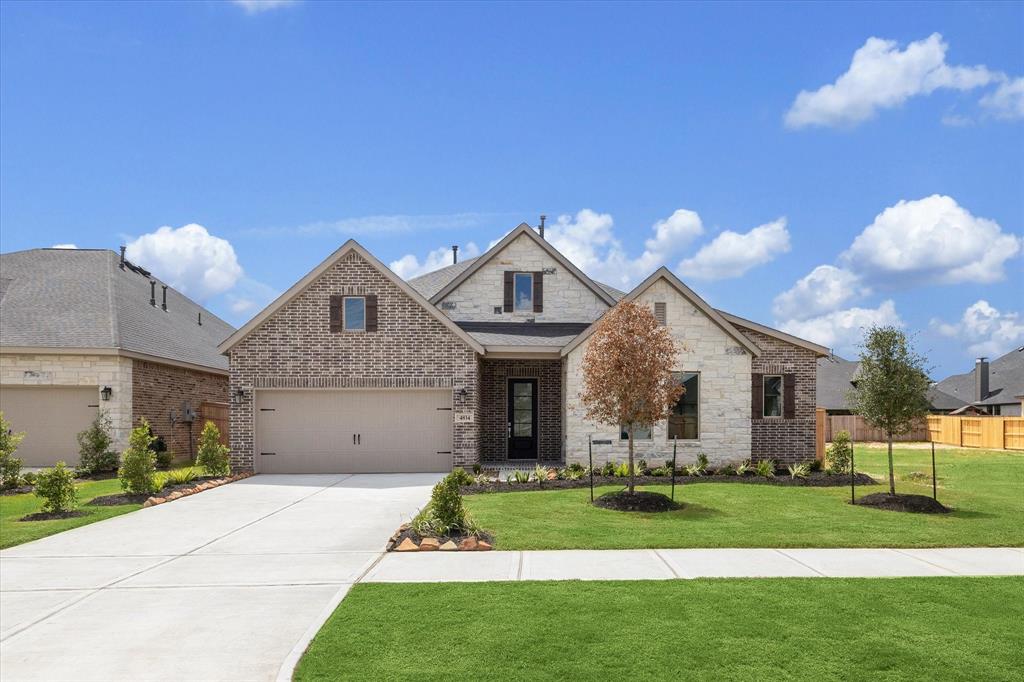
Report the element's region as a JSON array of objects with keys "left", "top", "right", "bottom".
[{"left": 514, "top": 273, "right": 534, "bottom": 311}]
